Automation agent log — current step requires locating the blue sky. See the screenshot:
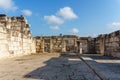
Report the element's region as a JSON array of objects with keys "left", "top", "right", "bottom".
[{"left": 0, "top": 0, "right": 120, "bottom": 37}]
